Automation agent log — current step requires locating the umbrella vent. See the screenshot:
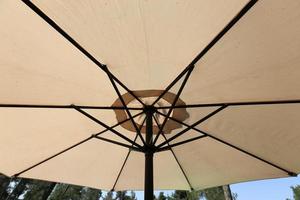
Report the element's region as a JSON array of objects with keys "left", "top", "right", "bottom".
[{"left": 112, "top": 90, "right": 189, "bottom": 134}]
